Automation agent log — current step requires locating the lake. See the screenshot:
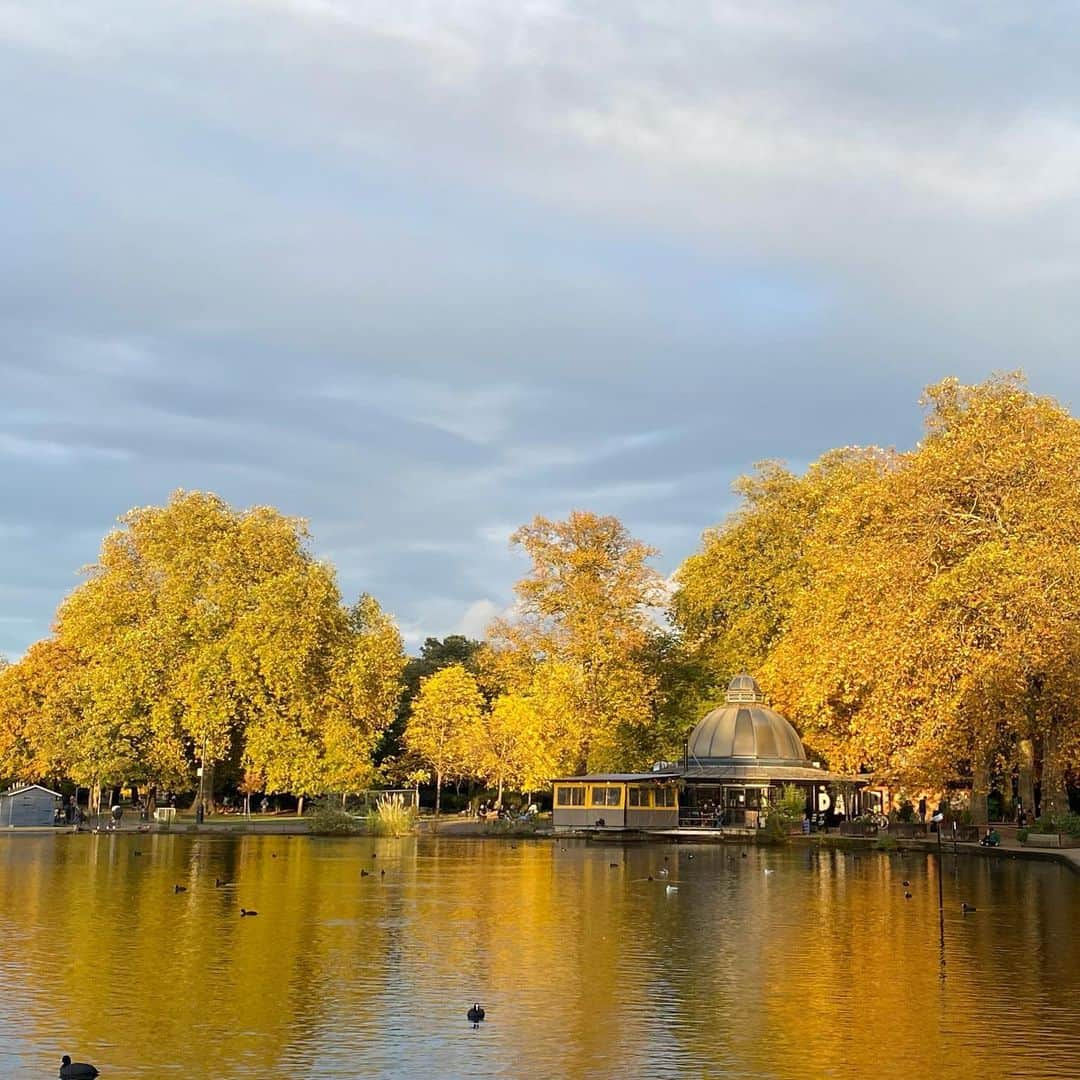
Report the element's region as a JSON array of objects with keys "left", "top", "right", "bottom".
[{"left": 1, "top": 833, "right": 1078, "bottom": 1079}]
